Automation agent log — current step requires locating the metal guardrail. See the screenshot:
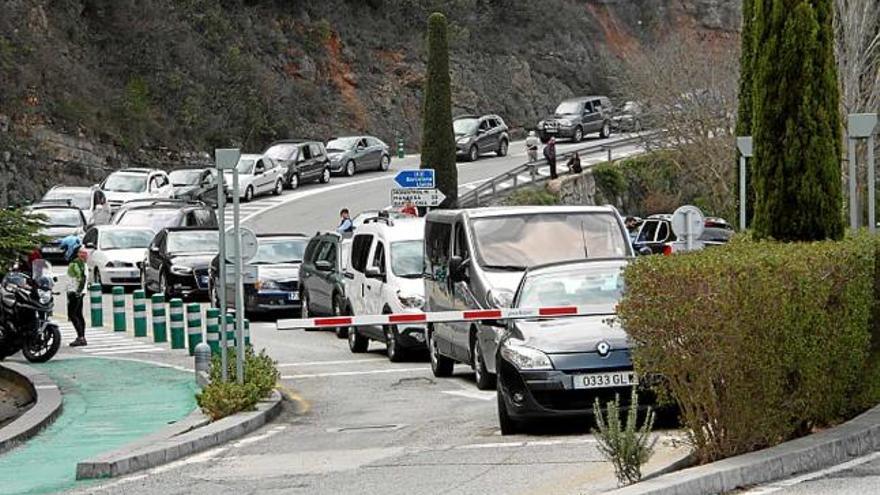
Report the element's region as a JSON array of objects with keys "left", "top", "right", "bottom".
[{"left": 458, "top": 133, "right": 652, "bottom": 207}]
